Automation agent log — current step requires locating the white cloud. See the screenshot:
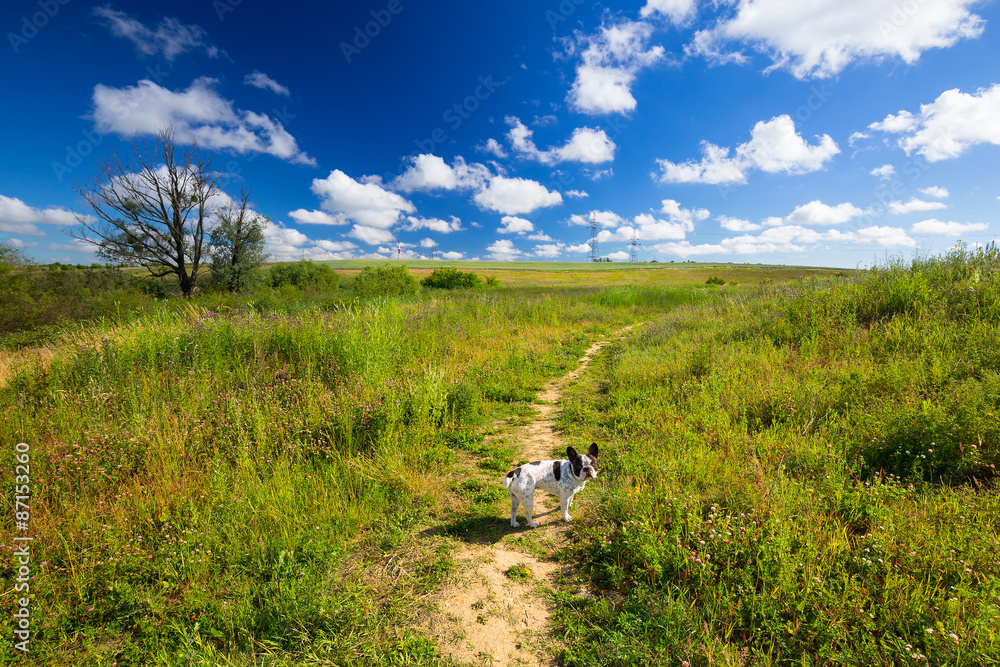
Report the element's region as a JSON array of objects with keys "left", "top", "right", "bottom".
[
  {"left": 718, "top": 215, "right": 761, "bottom": 232},
  {"left": 911, "top": 218, "right": 987, "bottom": 235},
  {"left": 869, "top": 84, "right": 1000, "bottom": 162},
  {"left": 473, "top": 177, "right": 563, "bottom": 215},
  {"left": 567, "top": 243, "right": 591, "bottom": 253},
  {"left": 441, "top": 251, "right": 465, "bottom": 260},
  {"left": 854, "top": 225, "right": 916, "bottom": 246},
  {"left": 784, "top": 200, "right": 866, "bottom": 225},
  {"left": 348, "top": 226, "right": 396, "bottom": 246},
  {"left": 402, "top": 216, "right": 463, "bottom": 233},
  {"left": 310, "top": 170, "right": 415, "bottom": 244},
  {"left": 640, "top": 0, "right": 697, "bottom": 24},
  {"left": 920, "top": 186, "right": 950, "bottom": 199},
  {"left": 390, "top": 154, "right": 491, "bottom": 193},
  {"left": 565, "top": 189, "right": 589, "bottom": 198},
  {"left": 498, "top": 216, "right": 534, "bottom": 235},
  {"left": 263, "top": 220, "right": 359, "bottom": 261},
  {"left": 91, "top": 77, "right": 315, "bottom": 165},
  {"left": 655, "top": 115, "right": 839, "bottom": 184},
  {"left": 479, "top": 138, "right": 507, "bottom": 158},
  {"left": 244, "top": 70, "right": 290, "bottom": 96},
  {"left": 527, "top": 231, "right": 553, "bottom": 241},
  {"left": 533, "top": 243, "right": 566, "bottom": 258},
  {"left": 93, "top": 6, "right": 220, "bottom": 61},
  {"left": 849, "top": 131, "right": 870, "bottom": 146},
  {"left": 870, "top": 164, "right": 895, "bottom": 180},
  {"left": 288, "top": 209, "right": 347, "bottom": 226},
  {"left": 0, "top": 195, "right": 83, "bottom": 236},
  {"left": 690, "top": 0, "right": 985, "bottom": 79},
  {"left": 567, "top": 20, "right": 665, "bottom": 115},
  {"left": 486, "top": 238, "right": 522, "bottom": 261},
  {"left": 505, "top": 117, "right": 616, "bottom": 165},
  {"left": 888, "top": 198, "right": 948, "bottom": 214}
]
